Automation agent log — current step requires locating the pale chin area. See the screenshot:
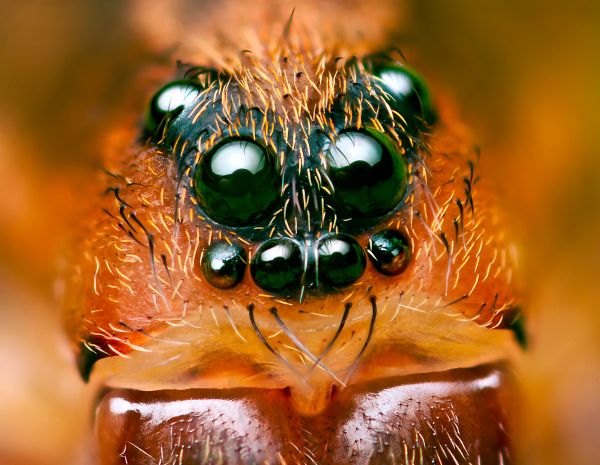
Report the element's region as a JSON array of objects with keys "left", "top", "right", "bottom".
[{"left": 88, "top": 299, "right": 522, "bottom": 396}]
